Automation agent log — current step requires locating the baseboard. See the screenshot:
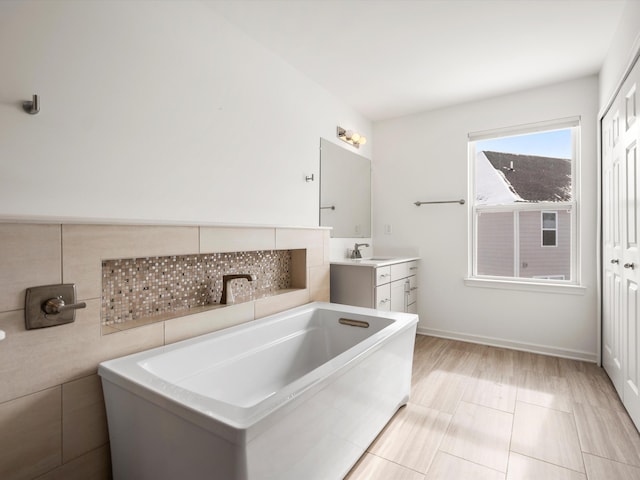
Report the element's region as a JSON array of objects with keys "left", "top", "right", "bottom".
[{"left": 416, "top": 326, "right": 597, "bottom": 363}]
